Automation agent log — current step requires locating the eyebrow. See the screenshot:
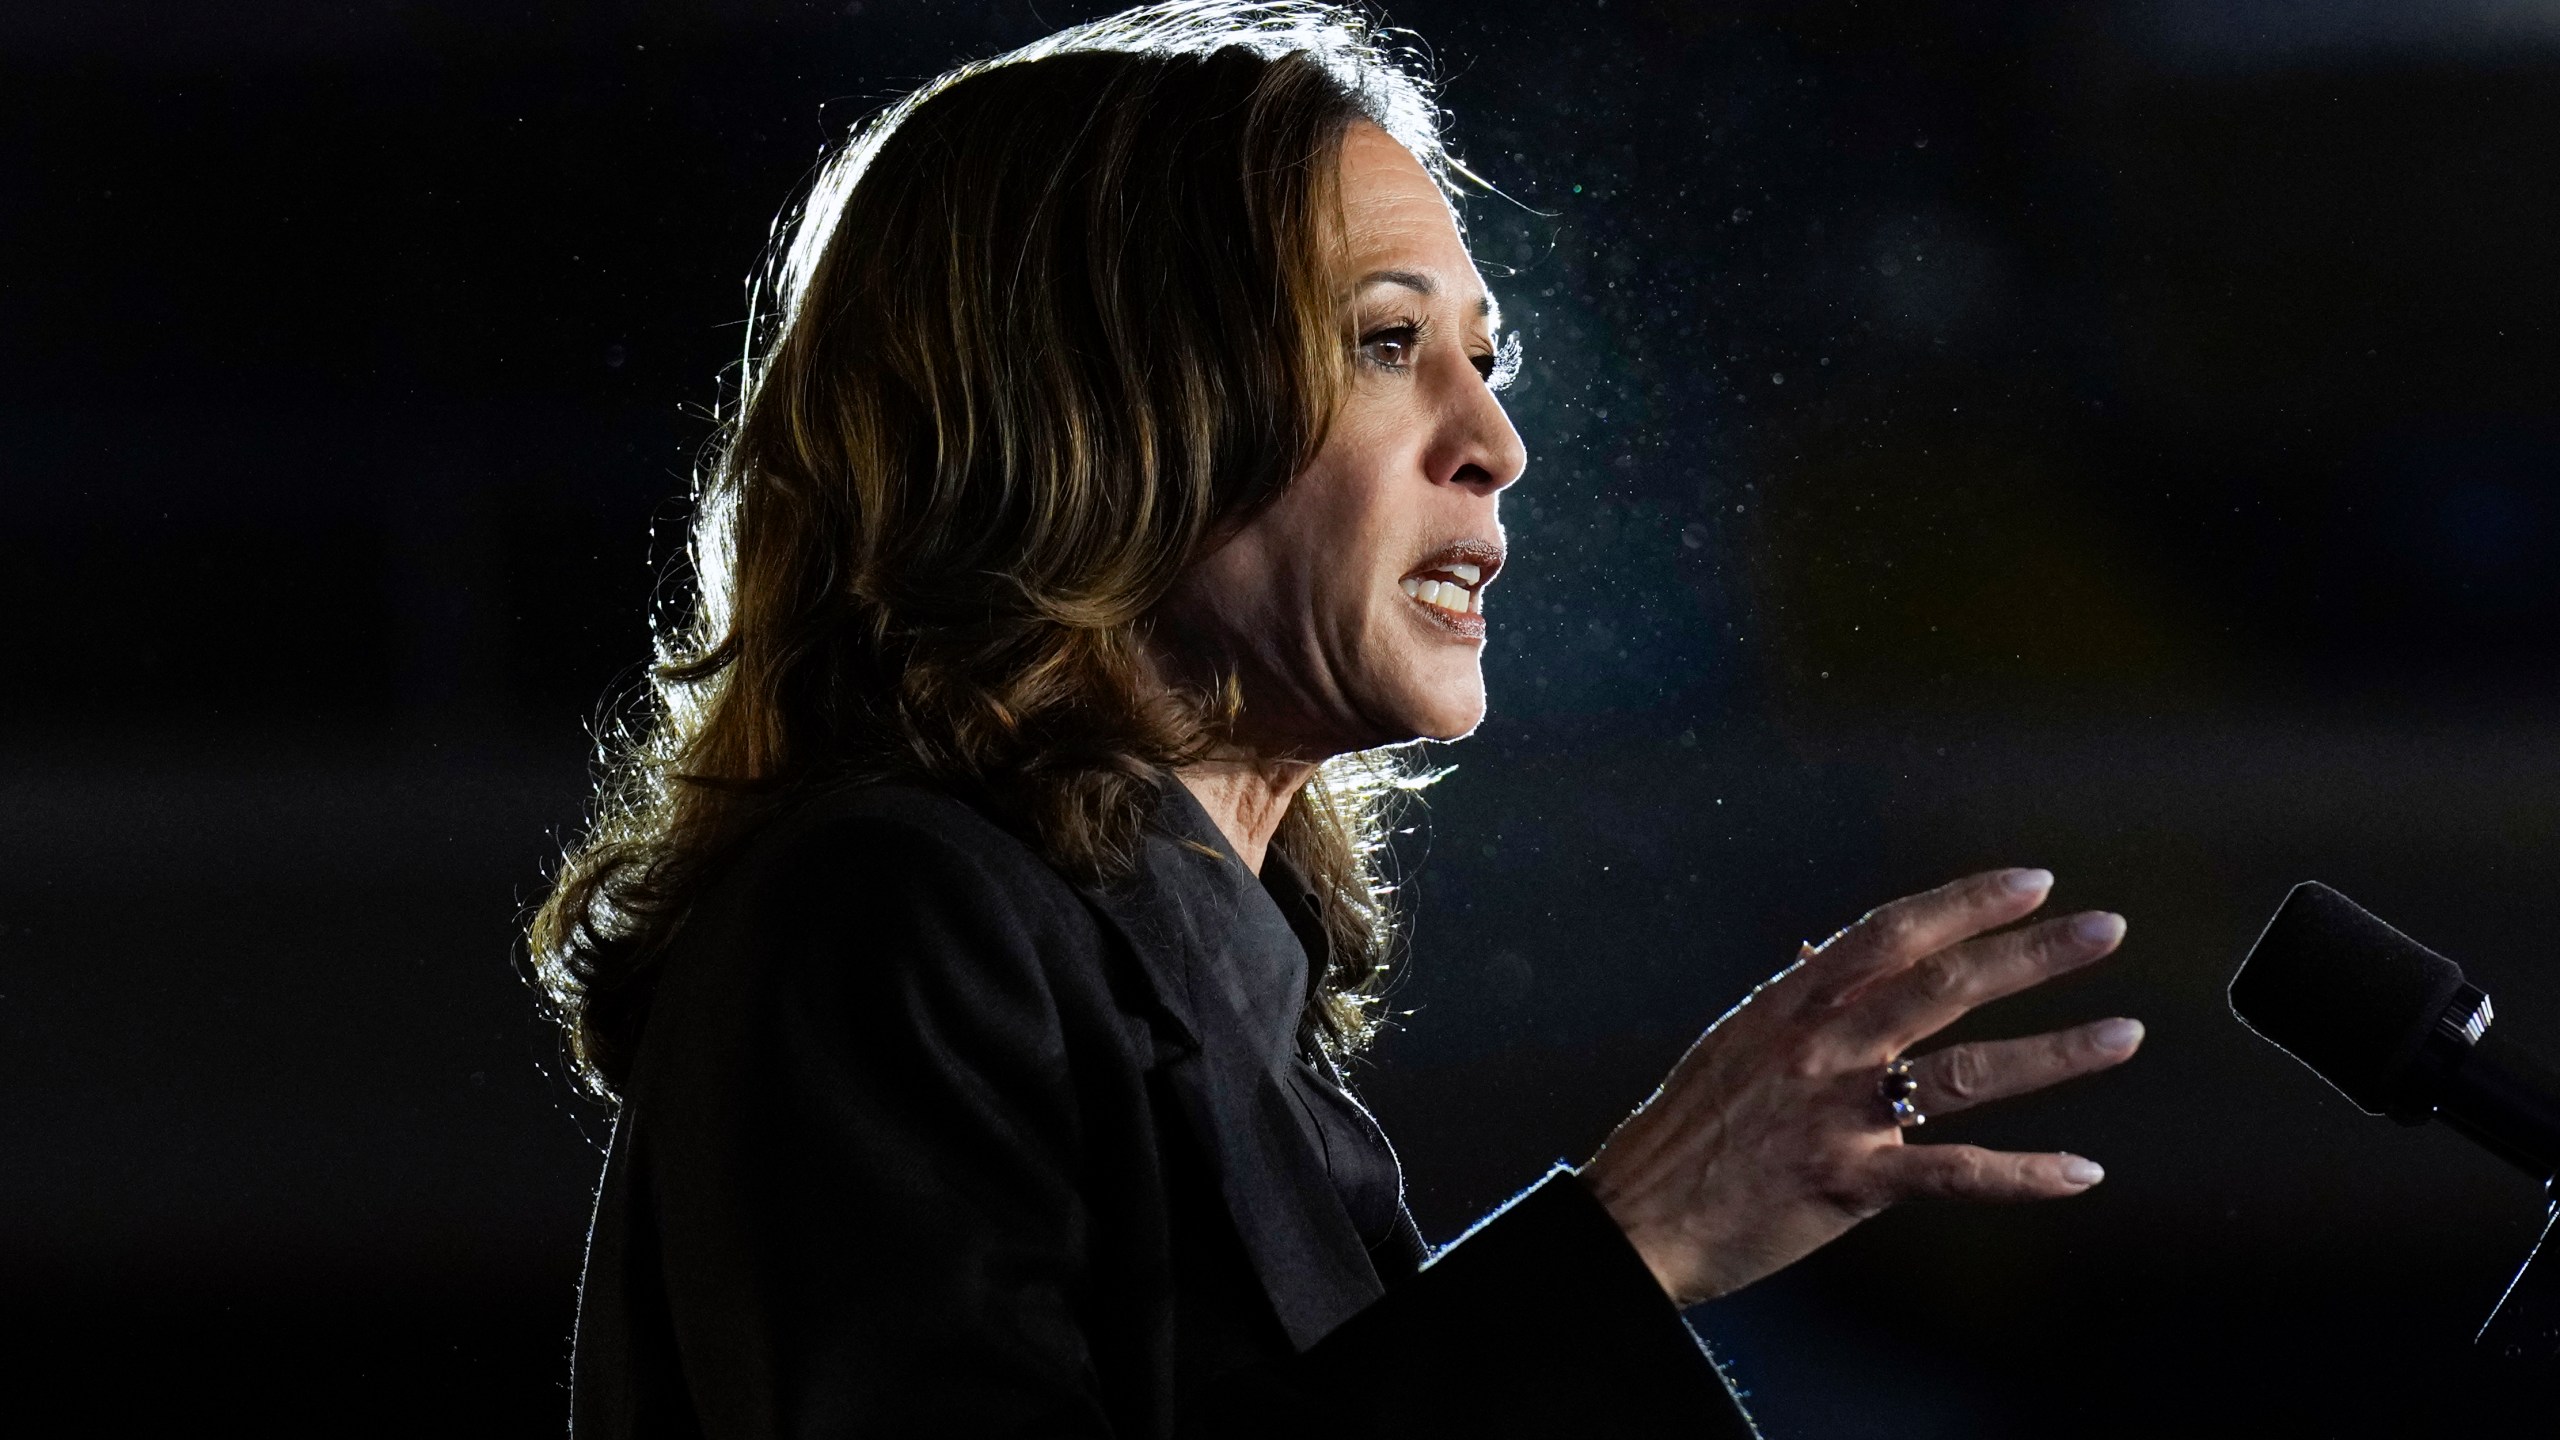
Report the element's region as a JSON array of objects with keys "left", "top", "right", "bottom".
[{"left": 1358, "top": 268, "right": 1502, "bottom": 330}]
